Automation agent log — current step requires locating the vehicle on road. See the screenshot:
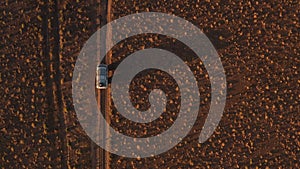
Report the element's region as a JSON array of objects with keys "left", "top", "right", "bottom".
[{"left": 96, "top": 64, "right": 108, "bottom": 89}]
